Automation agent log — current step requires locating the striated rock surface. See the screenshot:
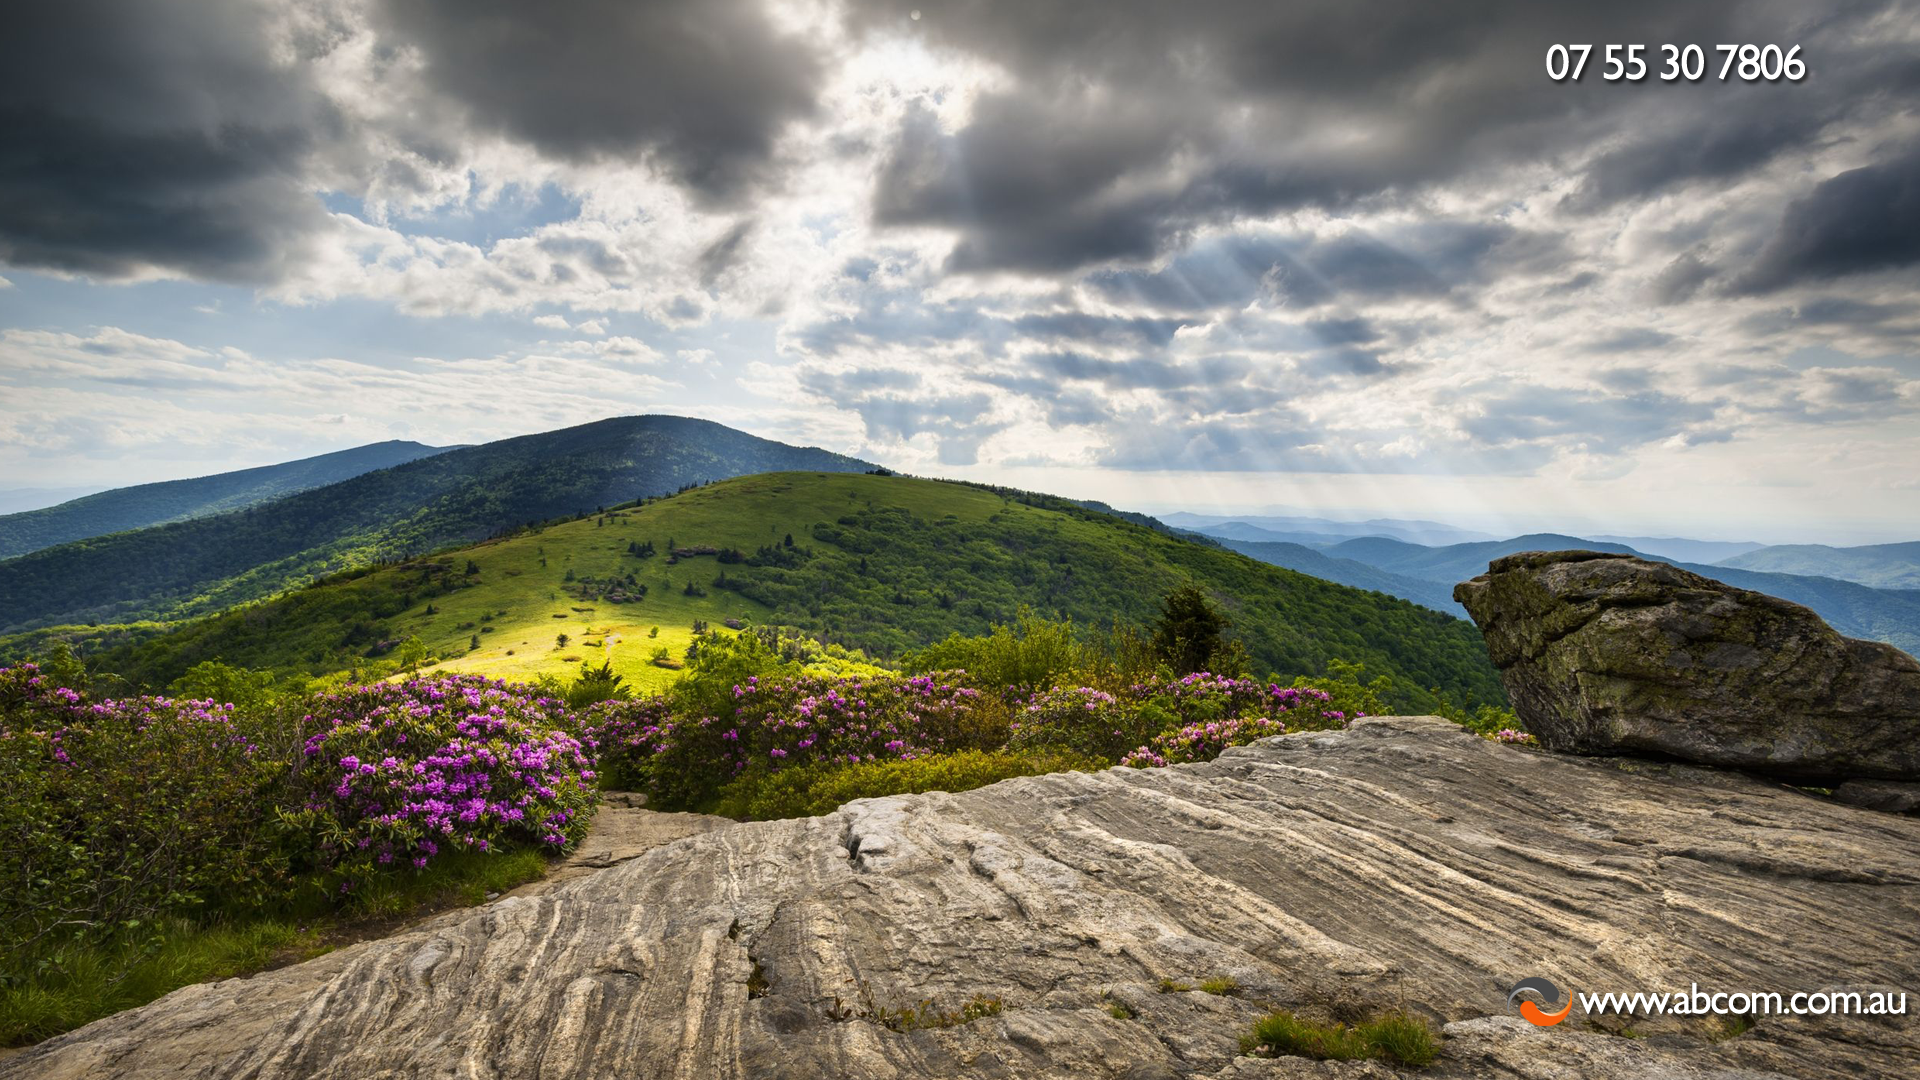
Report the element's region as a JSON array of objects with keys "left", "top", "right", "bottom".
[
  {"left": 7, "top": 717, "right": 1919, "bottom": 1079},
  {"left": 1454, "top": 550, "right": 1920, "bottom": 782},
  {"left": 505, "top": 794, "right": 732, "bottom": 898}
]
